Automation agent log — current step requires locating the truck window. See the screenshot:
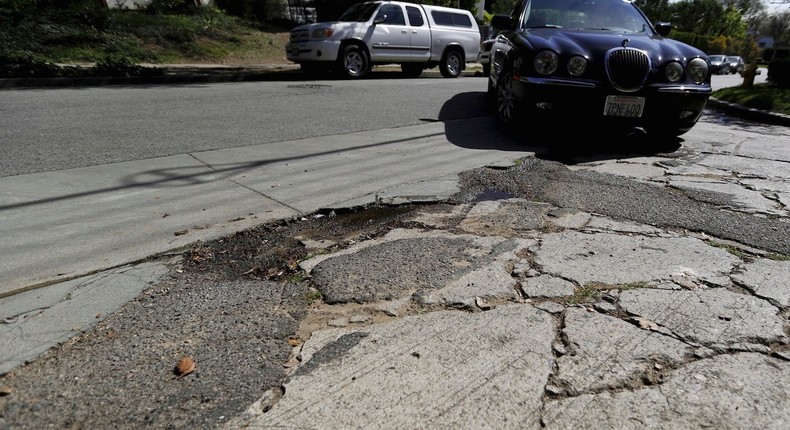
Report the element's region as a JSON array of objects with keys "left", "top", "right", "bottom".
[
  {"left": 376, "top": 4, "right": 406, "bottom": 25},
  {"left": 338, "top": 2, "right": 378, "bottom": 22},
  {"left": 406, "top": 5, "right": 425, "bottom": 26},
  {"left": 431, "top": 11, "right": 473, "bottom": 28}
]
